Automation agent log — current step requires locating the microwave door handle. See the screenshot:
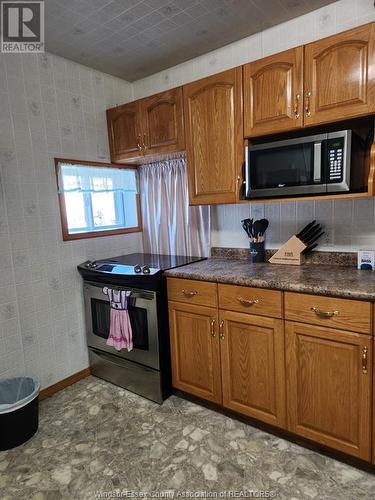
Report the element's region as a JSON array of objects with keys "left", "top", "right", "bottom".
[
  {"left": 245, "top": 145, "right": 249, "bottom": 197},
  {"left": 313, "top": 142, "right": 322, "bottom": 183}
]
